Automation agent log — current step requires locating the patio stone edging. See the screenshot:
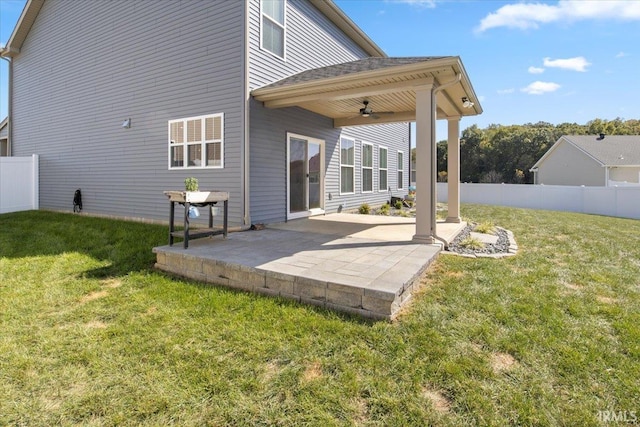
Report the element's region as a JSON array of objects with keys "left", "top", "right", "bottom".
[{"left": 152, "top": 248, "right": 427, "bottom": 320}]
